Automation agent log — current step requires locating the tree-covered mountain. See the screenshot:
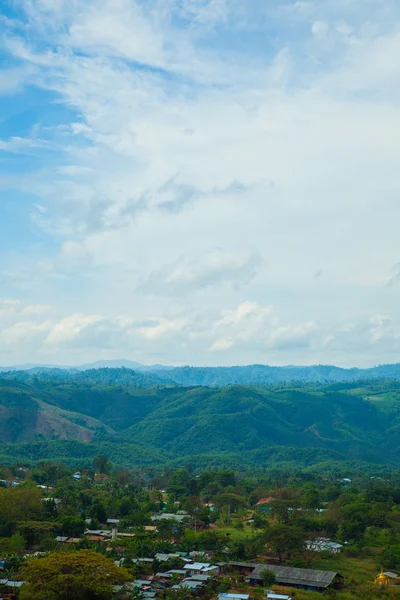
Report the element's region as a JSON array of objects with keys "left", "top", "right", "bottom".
[
  {"left": 0, "top": 375, "right": 400, "bottom": 470},
  {"left": 151, "top": 363, "right": 400, "bottom": 386},
  {"left": 0, "top": 367, "right": 175, "bottom": 388},
  {"left": 3, "top": 362, "right": 400, "bottom": 385}
]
